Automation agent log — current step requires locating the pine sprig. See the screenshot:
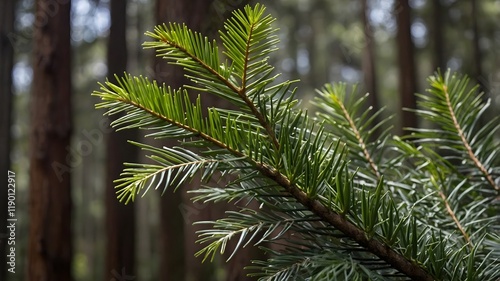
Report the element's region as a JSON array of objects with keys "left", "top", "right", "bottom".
[
  {"left": 315, "top": 83, "right": 392, "bottom": 184},
  {"left": 144, "top": 3, "right": 289, "bottom": 151},
  {"left": 115, "top": 141, "right": 220, "bottom": 204},
  {"left": 220, "top": 4, "right": 279, "bottom": 90},
  {"left": 195, "top": 208, "right": 295, "bottom": 262},
  {"left": 94, "top": 4, "right": 500, "bottom": 280},
  {"left": 413, "top": 71, "right": 500, "bottom": 192}
]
